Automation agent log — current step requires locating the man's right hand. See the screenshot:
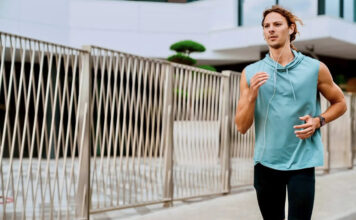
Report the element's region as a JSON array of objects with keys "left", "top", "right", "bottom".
[{"left": 248, "top": 72, "right": 269, "bottom": 102}]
